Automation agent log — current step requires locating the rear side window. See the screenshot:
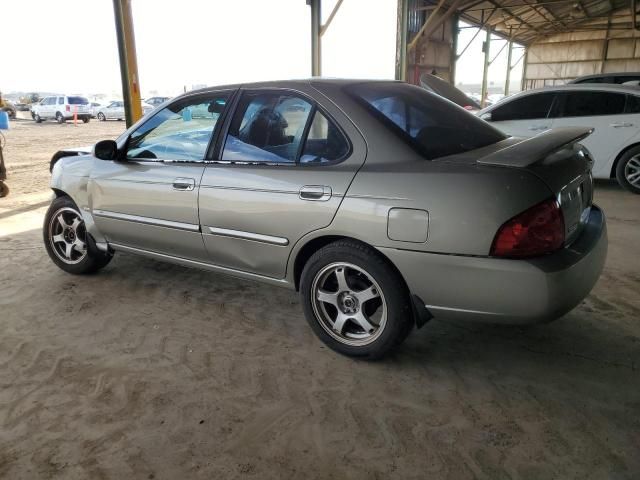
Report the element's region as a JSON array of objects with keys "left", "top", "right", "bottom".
[
  {"left": 558, "top": 91, "right": 625, "bottom": 117},
  {"left": 58, "top": 97, "right": 64, "bottom": 105},
  {"left": 300, "top": 111, "right": 349, "bottom": 164},
  {"left": 68, "top": 96, "right": 89, "bottom": 105},
  {"left": 222, "top": 92, "right": 313, "bottom": 164},
  {"left": 347, "top": 82, "right": 505, "bottom": 160},
  {"left": 491, "top": 93, "right": 556, "bottom": 121},
  {"left": 126, "top": 93, "right": 229, "bottom": 161}
]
